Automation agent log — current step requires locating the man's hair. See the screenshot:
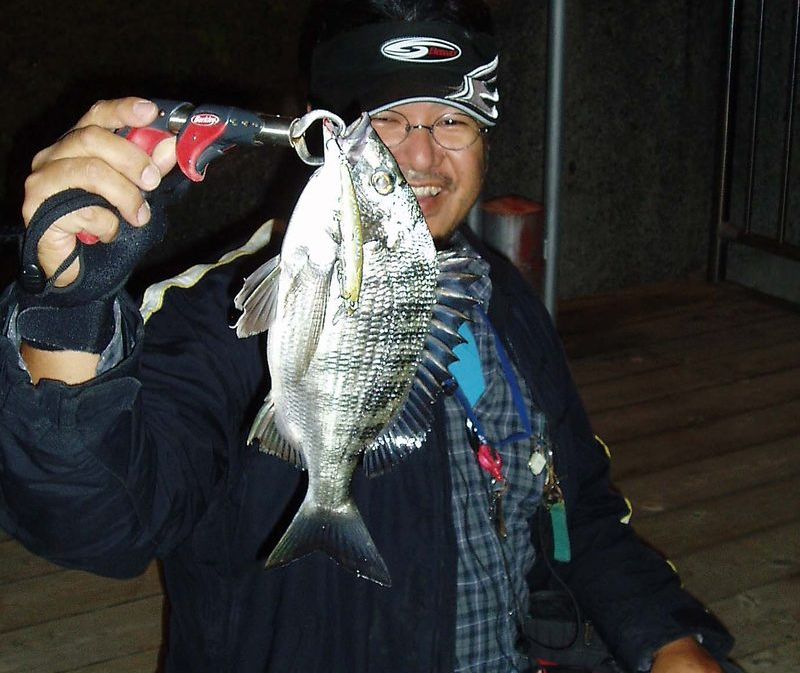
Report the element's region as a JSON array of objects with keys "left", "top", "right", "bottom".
[{"left": 299, "top": 0, "right": 494, "bottom": 80}]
